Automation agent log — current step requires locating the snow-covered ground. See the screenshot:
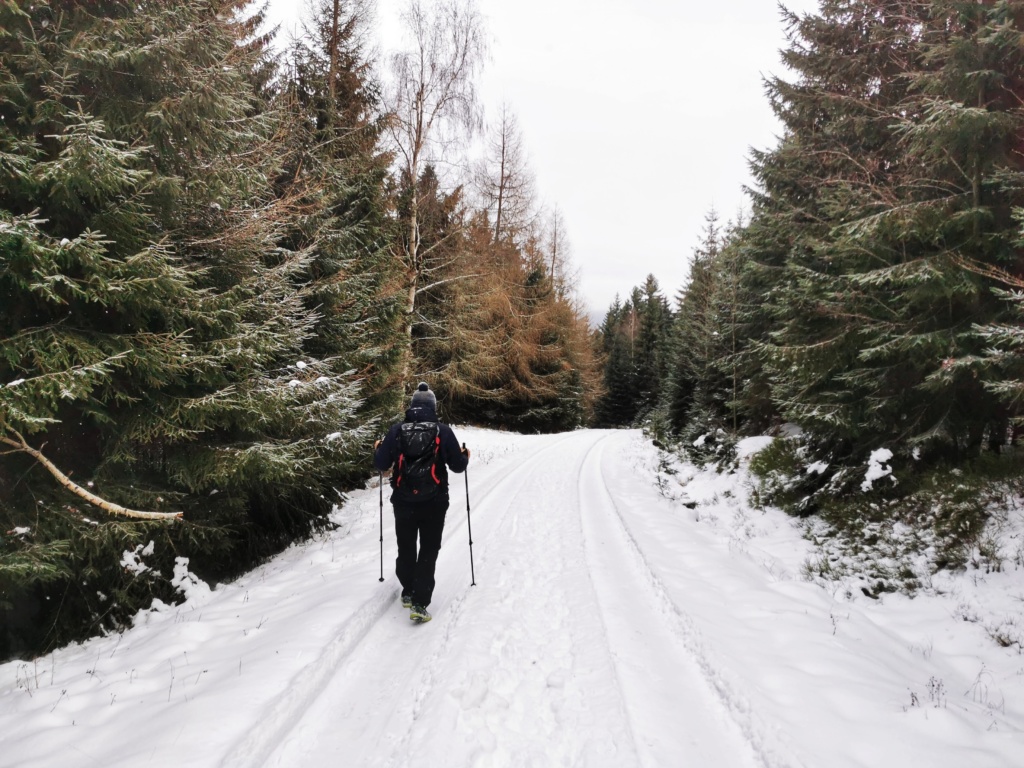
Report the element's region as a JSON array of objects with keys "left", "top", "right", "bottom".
[{"left": 1, "top": 428, "right": 1022, "bottom": 767}]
